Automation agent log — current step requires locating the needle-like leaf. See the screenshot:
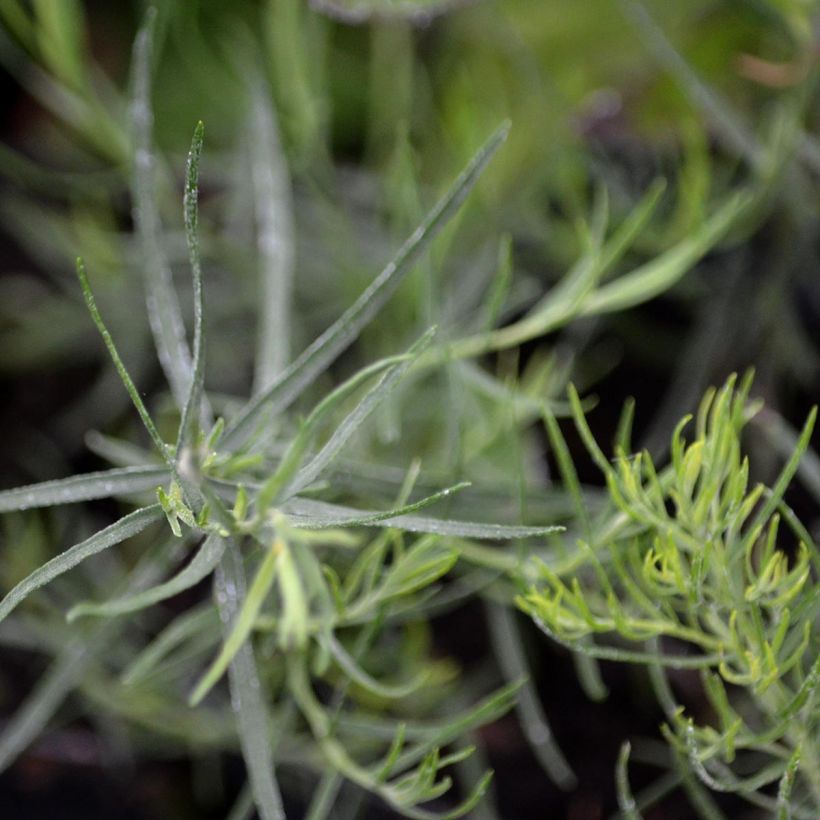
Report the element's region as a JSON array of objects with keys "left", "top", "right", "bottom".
[
  {"left": 176, "top": 120, "right": 209, "bottom": 453},
  {"left": 0, "top": 505, "right": 163, "bottom": 625},
  {"left": 190, "top": 538, "right": 281, "bottom": 705},
  {"left": 214, "top": 542, "right": 286, "bottom": 820},
  {"left": 76, "top": 259, "right": 173, "bottom": 467},
  {"left": 0, "top": 466, "right": 168, "bottom": 512},
  {"left": 66, "top": 534, "right": 227, "bottom": 621},
  {"left": 222, "top": 121, "right": 510, "bottom": 449},
  {"left": 130, "top": 7, "right": 194, "bottom": 407}
]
